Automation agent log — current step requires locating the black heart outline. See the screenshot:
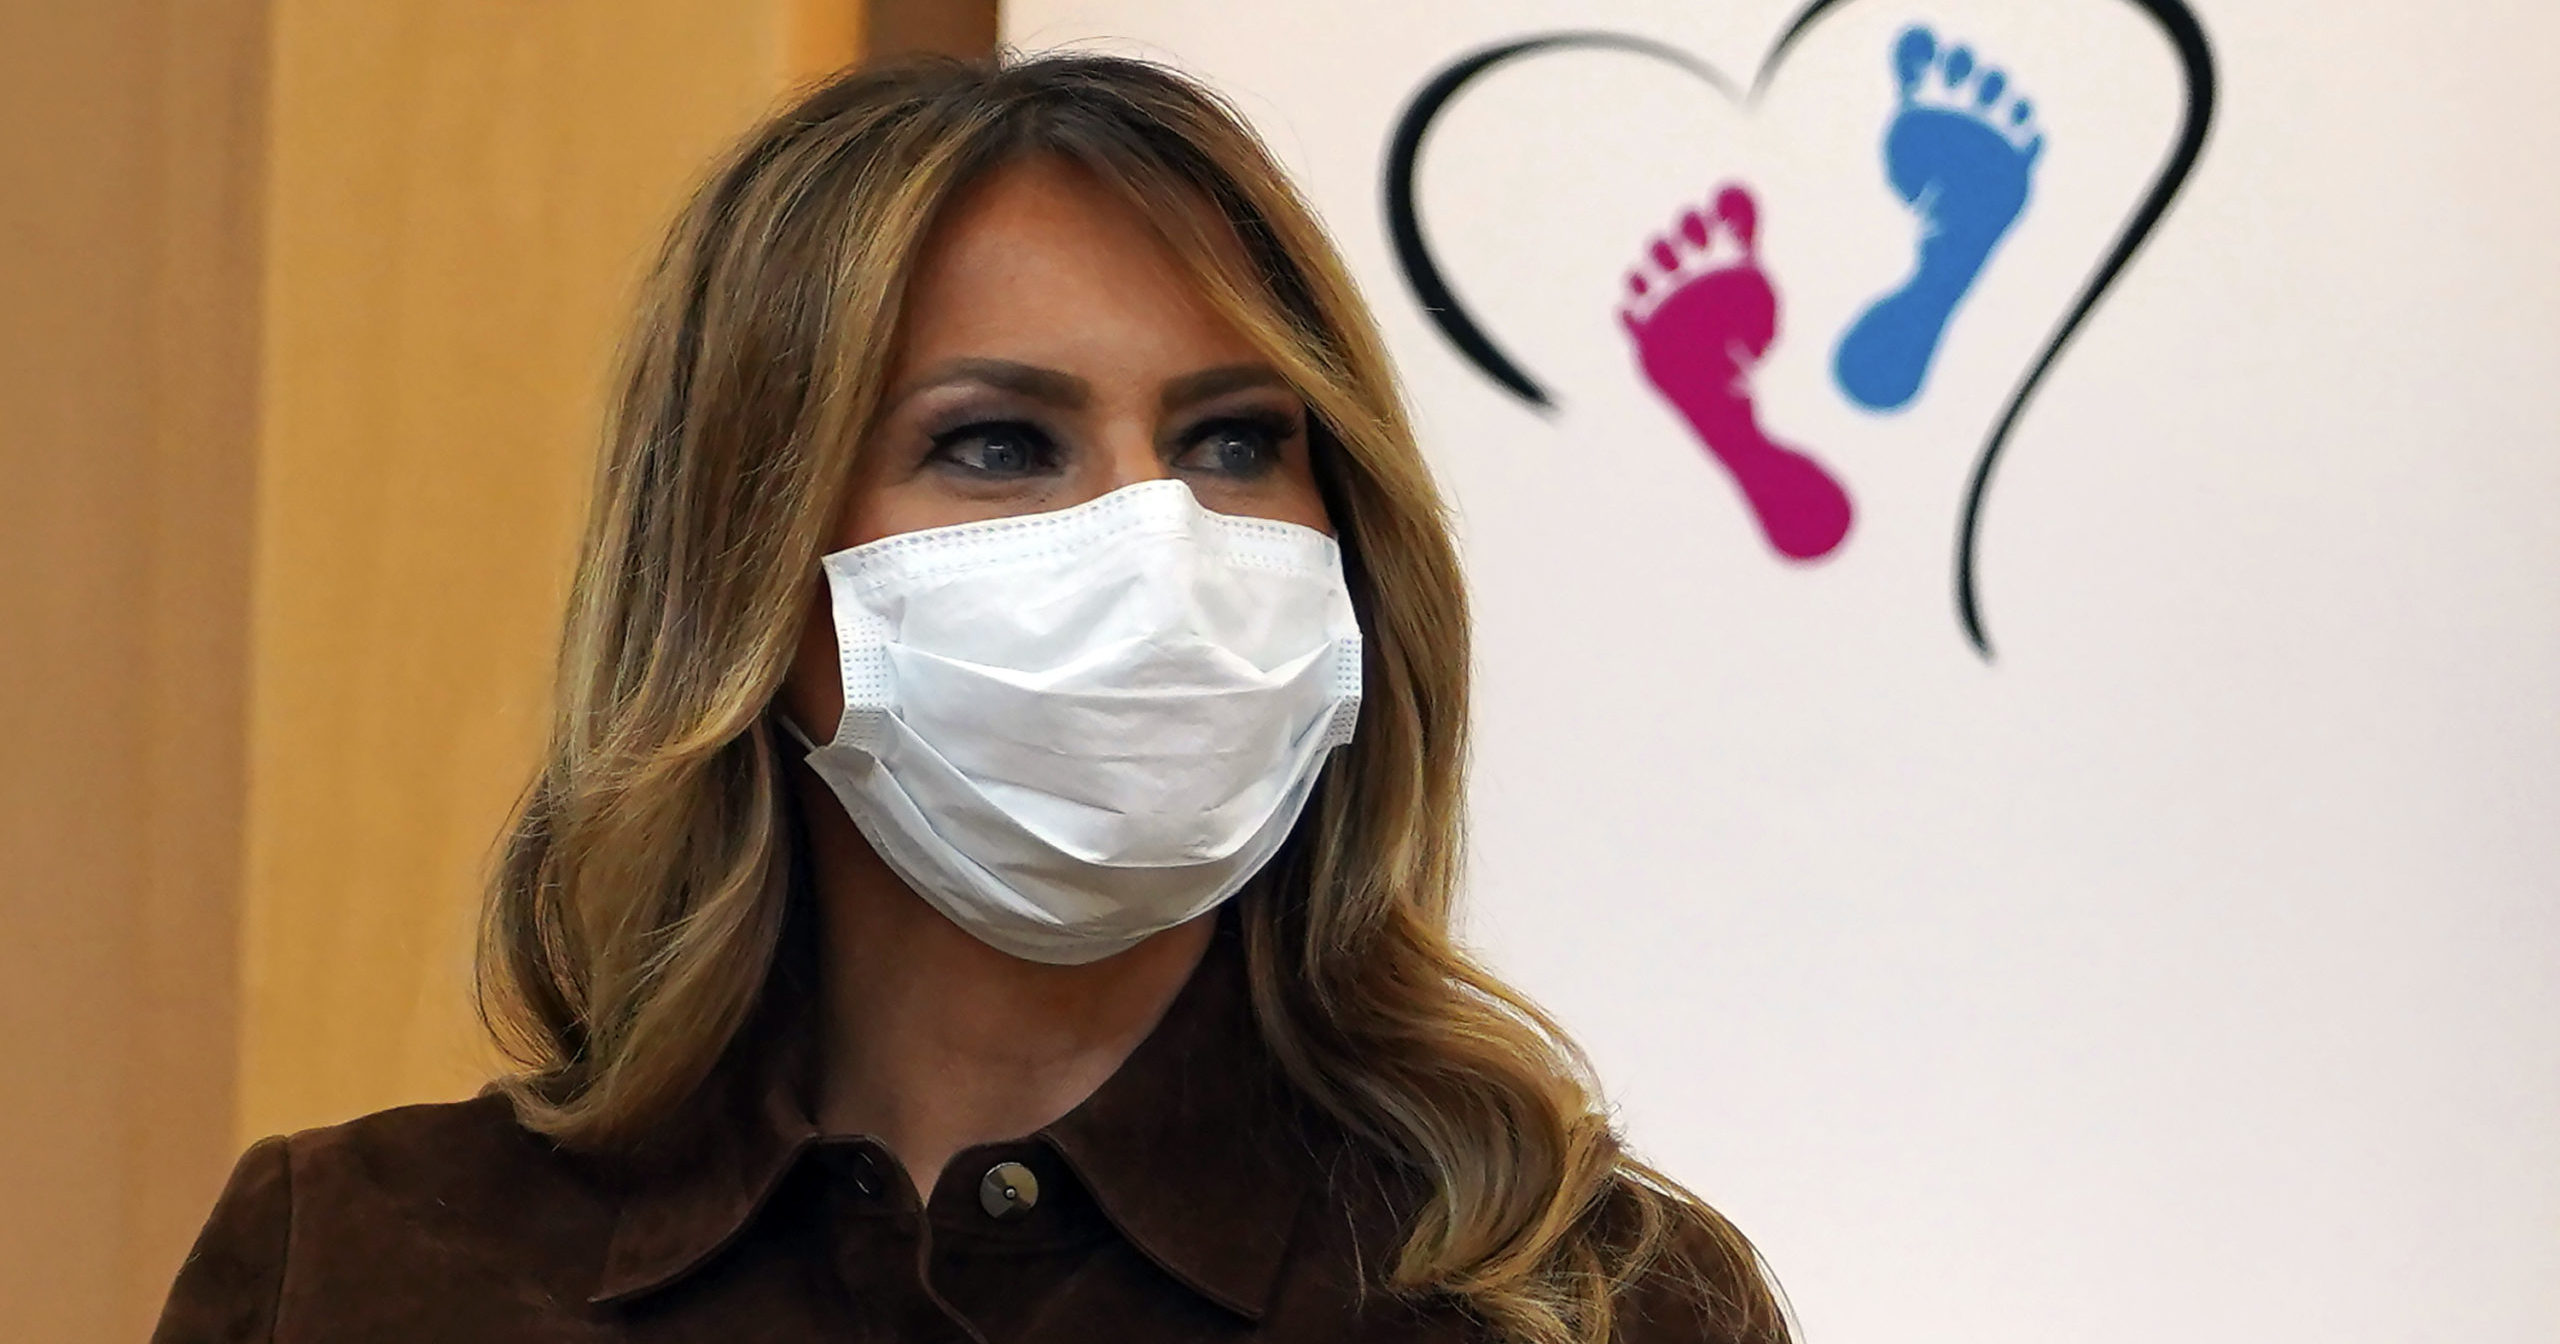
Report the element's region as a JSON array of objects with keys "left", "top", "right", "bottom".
[{"left": 1383, "top": 0, "right": 2219, "bottom": 659}]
